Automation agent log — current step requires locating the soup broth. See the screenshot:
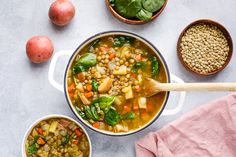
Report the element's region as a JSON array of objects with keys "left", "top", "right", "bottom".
[{"left": 67, "top": 35, "right": 167, "bottom": 133}]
